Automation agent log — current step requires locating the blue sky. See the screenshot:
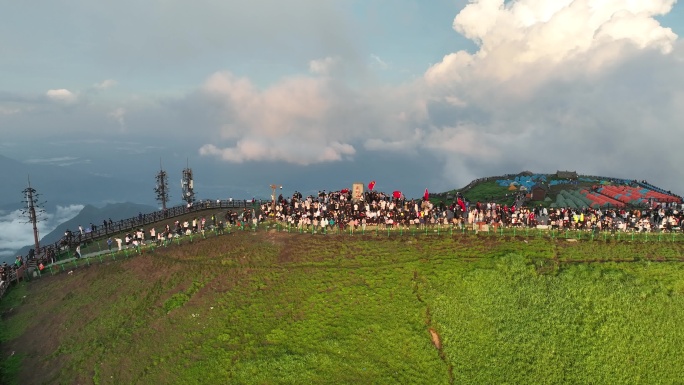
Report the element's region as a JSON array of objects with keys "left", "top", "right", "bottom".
[
  {"left": 2, "top": 0, "right": 684, "bottom": 203},
  {"left": 1, "top": 0, "right": 476, "bottom": 92}
]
